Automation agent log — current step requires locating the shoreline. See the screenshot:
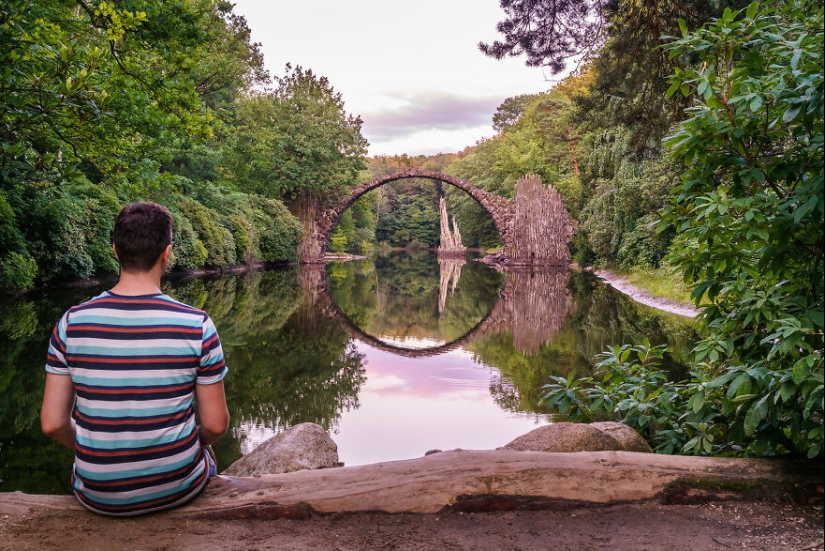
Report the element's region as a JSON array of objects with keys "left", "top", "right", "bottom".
[{"left": 594, "top": 270, "right": 701, "bottom": 319}]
